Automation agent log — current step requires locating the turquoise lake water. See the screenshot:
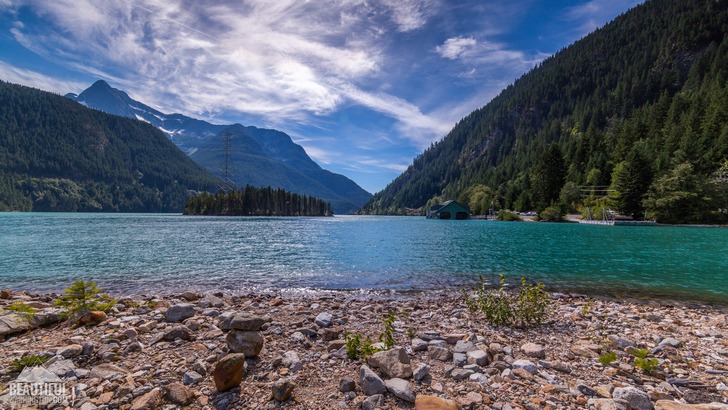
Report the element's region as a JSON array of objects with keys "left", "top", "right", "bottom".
[{"left": 0, "top": 213, "right": 726, "bottom": 302}]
